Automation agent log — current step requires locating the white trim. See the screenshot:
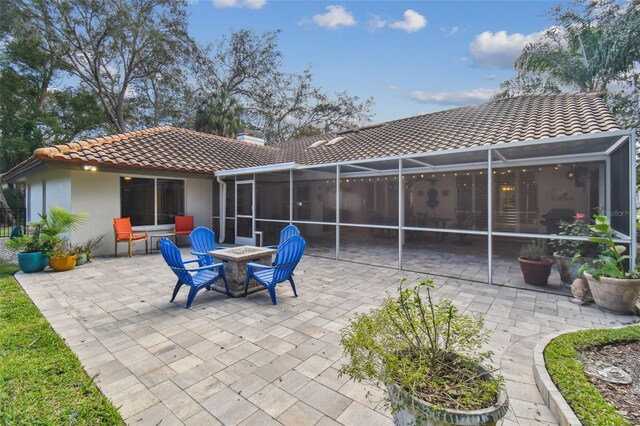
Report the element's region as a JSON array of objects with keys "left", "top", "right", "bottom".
[
  {"left": 605, "top": 136, "right": 630, "bottom": 155},
  {"left": 630, "top": 131, "right": 637, "bottom": 264},
  {"left": 487, "top": 149, "right": 493, "bottom": 285},
  {"left": 255, "top": 218, "right": 291, "bottom": 224},
  {"left": 335, "top": 165, "right": 340, "bottom": 261},
  {"left": 215, "top": 162, "right": 297, "bottom": 177}
]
